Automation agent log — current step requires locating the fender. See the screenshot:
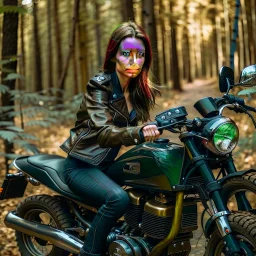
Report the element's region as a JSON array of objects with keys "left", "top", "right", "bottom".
[
  {"left": 204, "top": 169, "right": 256, "bottom": 238},
  {"left": 219, "top": 169, "right": 256, "bottom": 185}
]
